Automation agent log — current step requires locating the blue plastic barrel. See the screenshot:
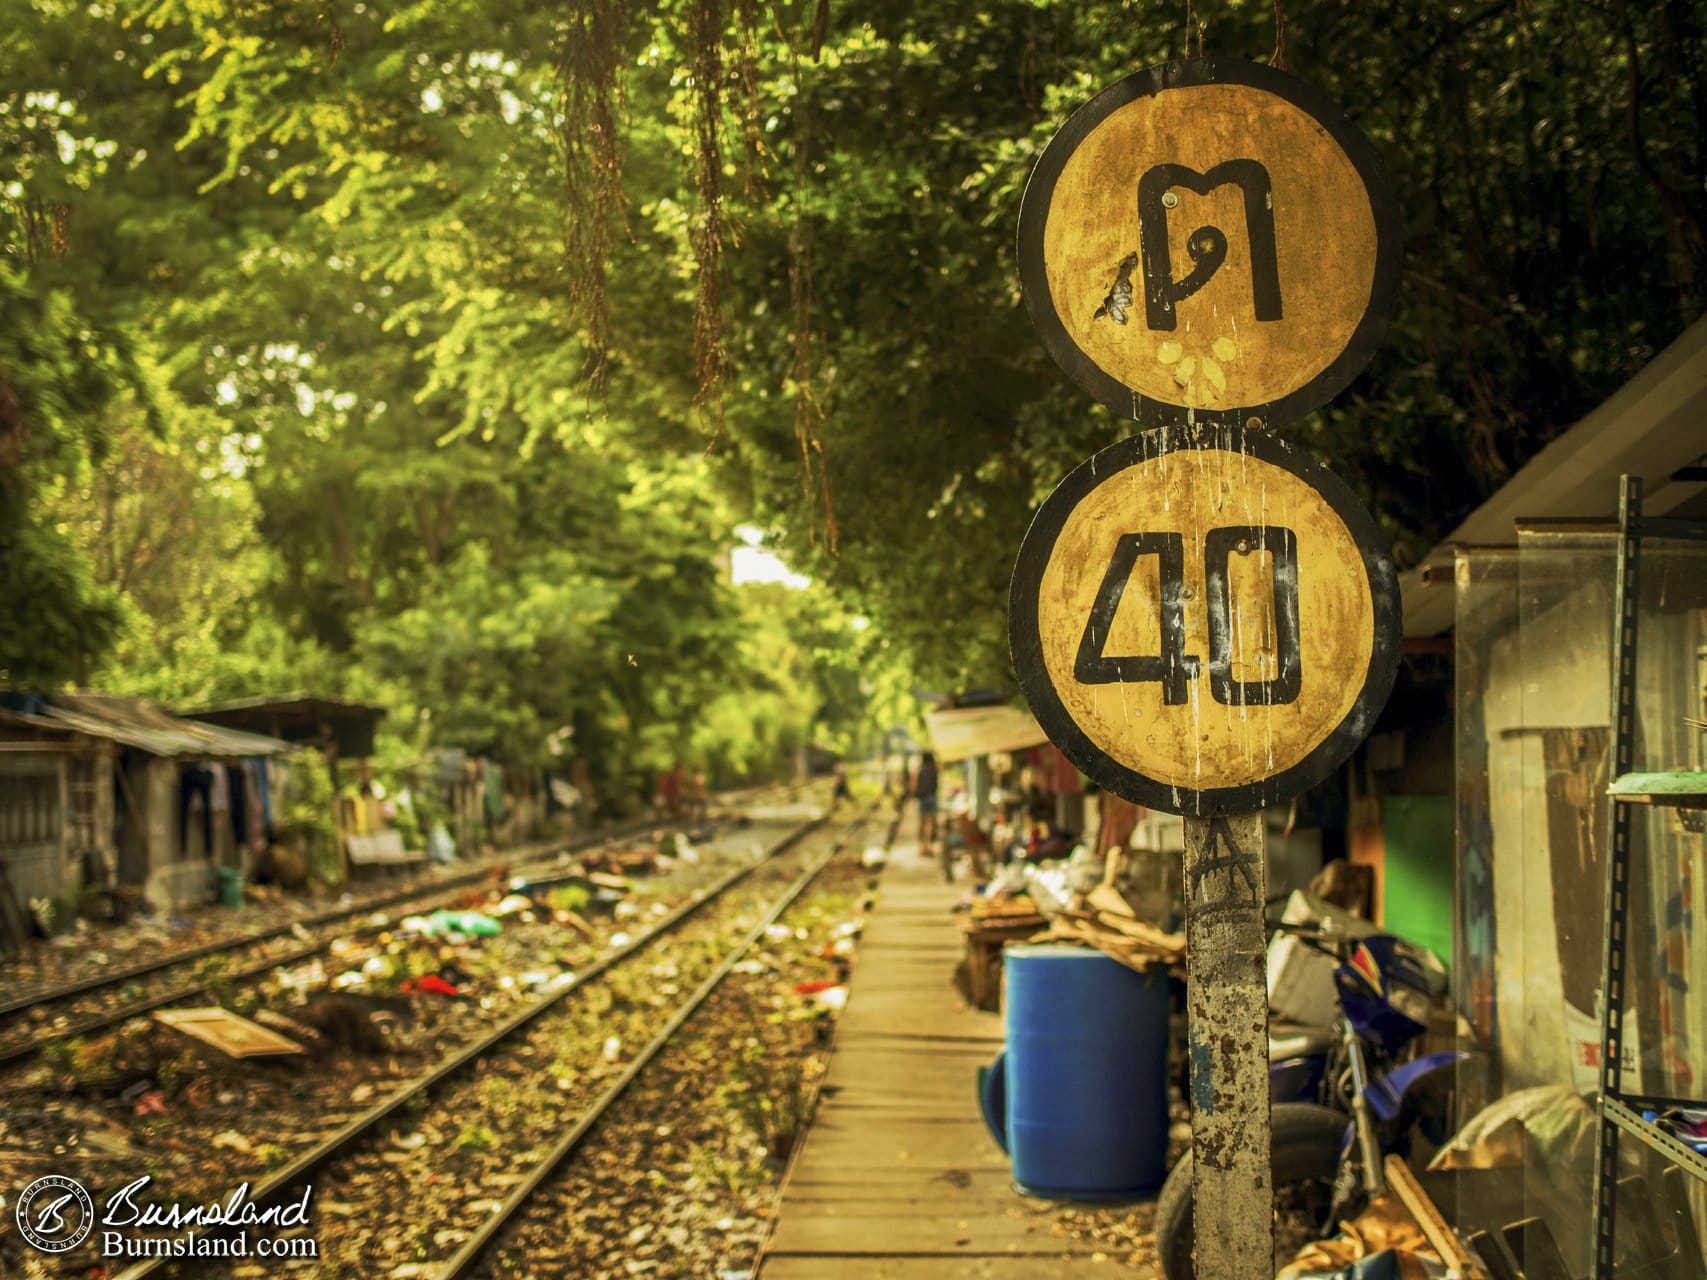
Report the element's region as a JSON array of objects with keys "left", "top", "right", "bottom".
[{"left": 979, "top": 943, "right": 1171, "bottom": 1199}]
